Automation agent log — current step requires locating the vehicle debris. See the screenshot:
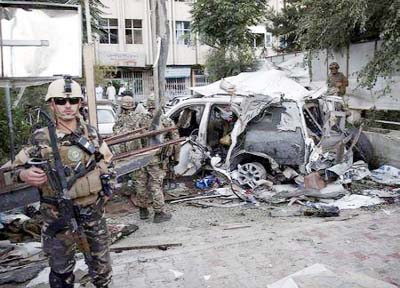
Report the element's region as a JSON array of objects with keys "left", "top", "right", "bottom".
[{"left": 371, "top": 165, "right": 400, "bottom": 185}]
